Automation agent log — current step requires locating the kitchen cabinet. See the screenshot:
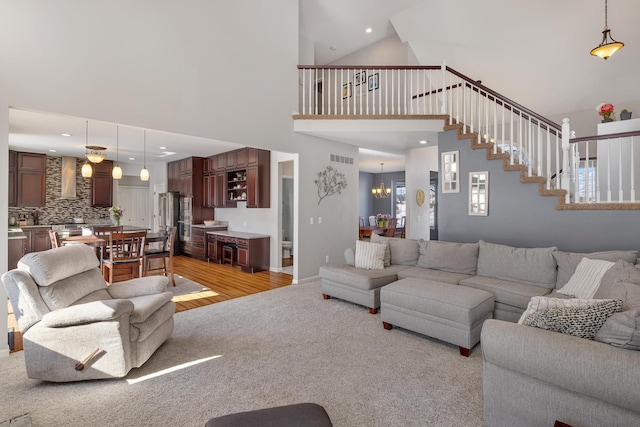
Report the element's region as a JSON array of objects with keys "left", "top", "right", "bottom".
[
  {"left": 91, "top": 160, "right": 113, "bottom": 207},
  {"left": 8, "top": 235, "right": 27, "bottom": 270},
  {"left": 168, "top": 161, "right": 180, "bottom": 192},
  {"left": 224, "top": 148, "right": 270, "bottom": 208},
  {"left": 206, "top": 231, "right": 270, "bottom": 273},
  {"left": 22, "top": 226, "right": 52, "bottom": 254},
  {"left": 8, "top": 150, "right": 17, "bottom": 206},
  {"left": 191, "top": 227, "right": 206, "bottom": 260},
  {"left": 215, "top": 171, "right": 226, "bottom": 207},
  {"left": 236, "top": 148, "right": 248, "bottom": 168},
  {"left": 17, "top": 152, "right": 46, "bottom": 207}
]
